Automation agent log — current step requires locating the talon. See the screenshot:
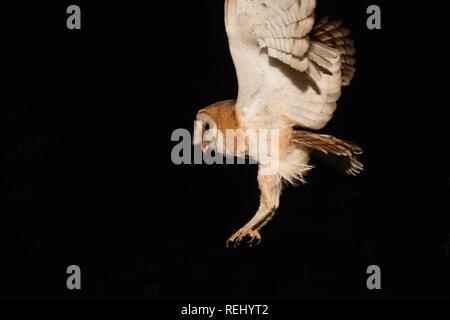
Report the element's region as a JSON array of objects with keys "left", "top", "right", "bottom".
[
  {"left": 234, "top": 237, "right": 241, "bottom": 248},
  {"left": 254, "top": 230, "right": 262, "bottom": 246},
  {"left": 227, "top": 228, "right": 262, "bottom": 248}
]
